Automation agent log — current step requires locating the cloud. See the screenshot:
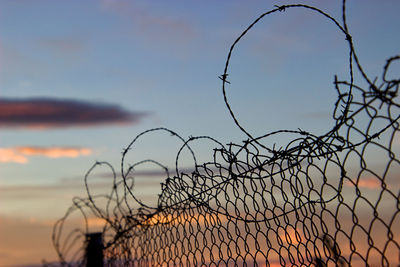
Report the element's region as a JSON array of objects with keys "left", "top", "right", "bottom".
[
  {"left": 17, "top": 146, "right": 91, "bottom": 158},
  {"left": 356, "top": 178, "right": 382, "bottom": 189},
  {"left": 0, "top": 97, "right": 148, "bottom": 129},
  {"left": 345, "top": 177, "right": 381, "bottom": 189},
  {"left": 0, "top": 148, "right": 28, "bottom": 164},
  {"left": 94, "top": 167, "right": 196, "bottom": 178},
  {"left": 0, "top": 146, "right": 92, "bottom": 164}
]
